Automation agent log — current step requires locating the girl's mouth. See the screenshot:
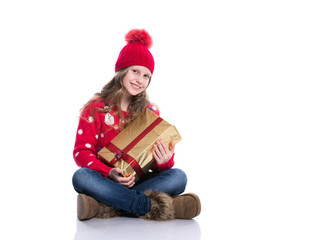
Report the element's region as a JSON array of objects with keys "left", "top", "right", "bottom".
[{"left": 131, "top": 82, "right": 141, "bottom": 89}]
